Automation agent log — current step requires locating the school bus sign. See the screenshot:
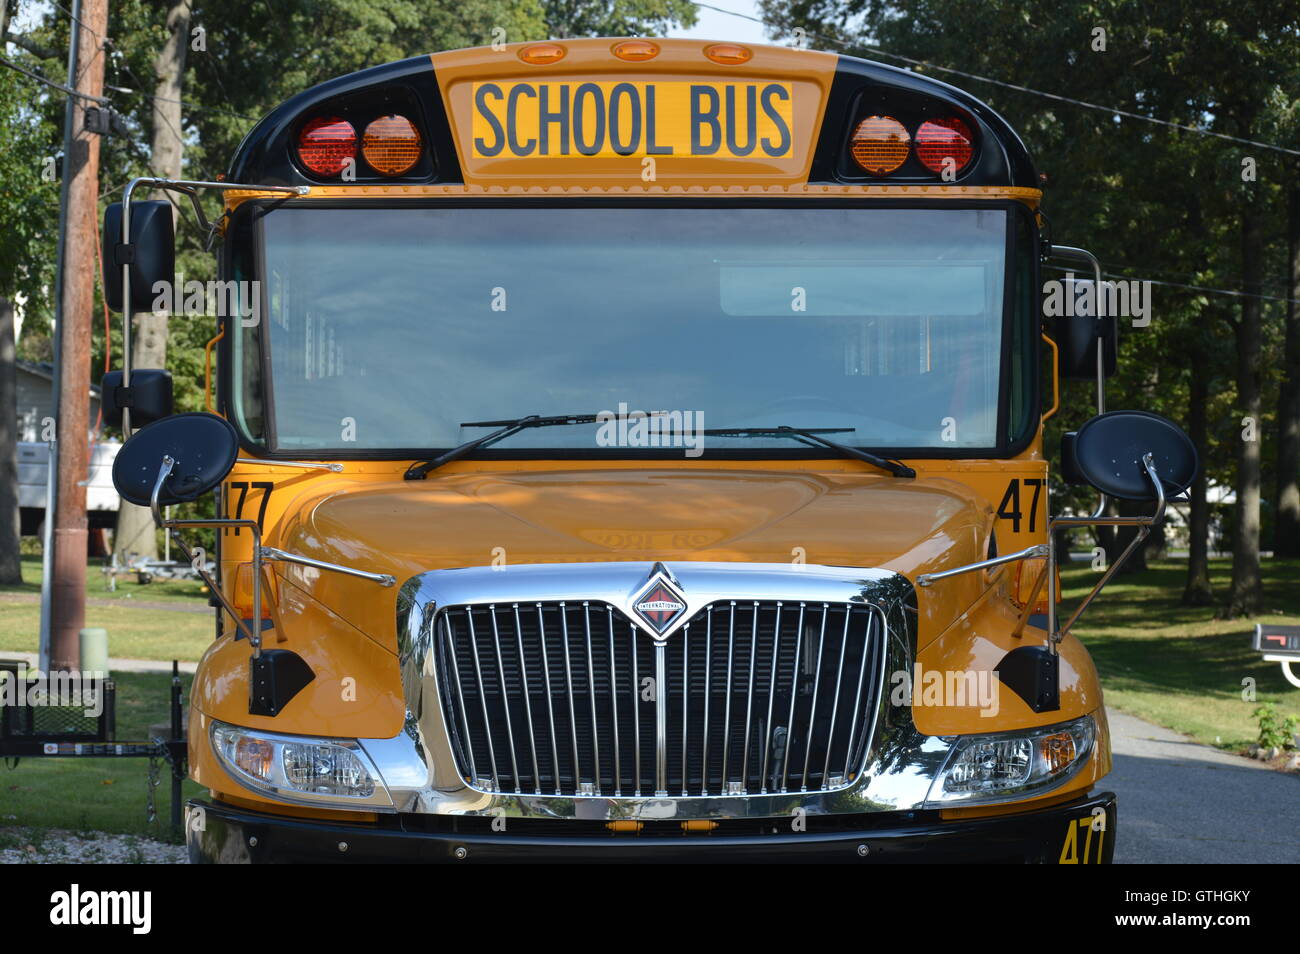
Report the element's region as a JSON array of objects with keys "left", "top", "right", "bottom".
[{"left": 470, "top": 81, "right": 795, "bottom": 159}]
